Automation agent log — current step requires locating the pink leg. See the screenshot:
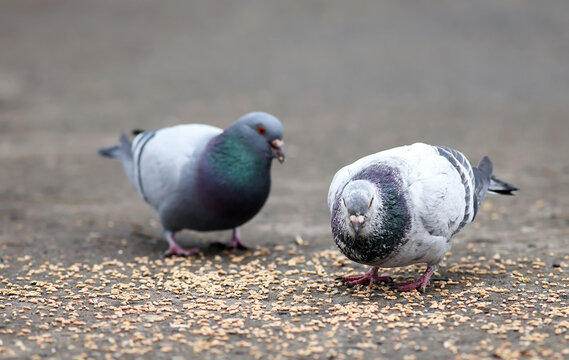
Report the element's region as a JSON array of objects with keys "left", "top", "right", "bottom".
[
  {"left": 395, "top": 265, "right": 437, "bottom": 292},
  {"left": 342, "top": 267, "right": 392, "bottom": 287},
  {"left": 227, "top": 228, "right": 248, "bottom": 249},
  {"left": 163, "top": 230, "right": 200, "bottom": 257}
]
